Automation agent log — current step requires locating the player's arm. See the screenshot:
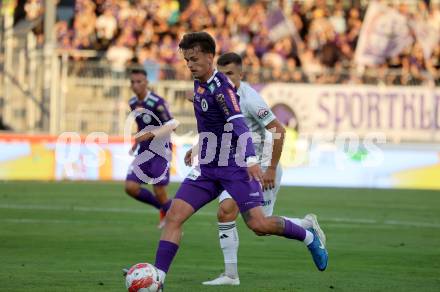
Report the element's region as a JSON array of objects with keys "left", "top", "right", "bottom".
[
  {"left": 246, "top": 89, "right": 285, "bottom": 189},
  {"left": 263, "top": 119, "right": 285, "bottom": 189},
  {"left": 215, "top": 87, "right": 263, "bottom": 182},
  {"left": 135, "top": 131, "right": 154, "bottom": 143},
  {"left": 135, "top": 121, "right": 179, "bottom": 142},
  {"left": 129, "top": 101, "right": 139, "bottom": 155},
  {"left": 184, "top": 143, "right": 199, "bottom": 166},
  {"left": 135, "top": 101, "right": 179, "bottom": 143},
  {"left": 129, "top": 141, "right": 139, "bottom": 155}
]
